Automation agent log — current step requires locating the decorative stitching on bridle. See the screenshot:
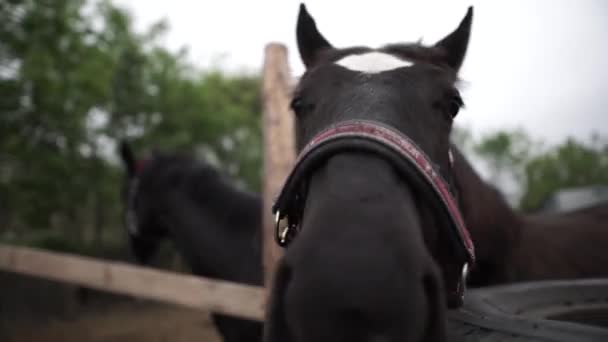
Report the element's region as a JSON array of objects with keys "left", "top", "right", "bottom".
[{"left": 272, "top": 119, "right": 475, "bottom": 308}]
